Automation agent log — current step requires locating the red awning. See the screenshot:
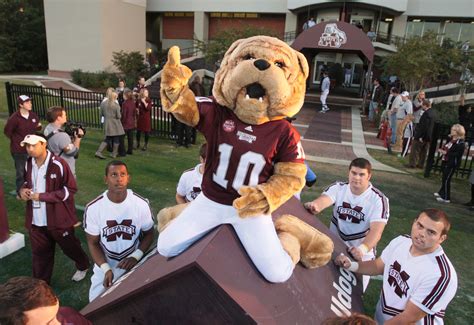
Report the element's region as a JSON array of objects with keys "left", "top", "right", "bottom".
[{"left": 292, "top": 21, "right": 375, "bottom": 63}]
